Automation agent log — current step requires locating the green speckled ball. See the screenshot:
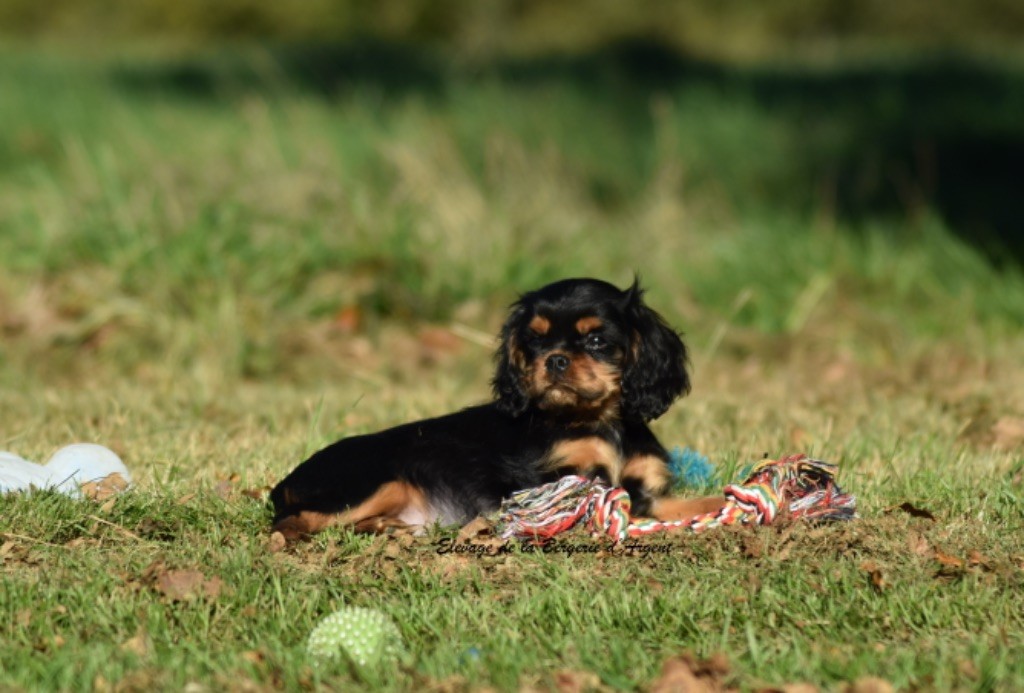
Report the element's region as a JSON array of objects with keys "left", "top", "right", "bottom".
[{"left": 307, "top": 607, "right": 404, "bottom": 672}]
